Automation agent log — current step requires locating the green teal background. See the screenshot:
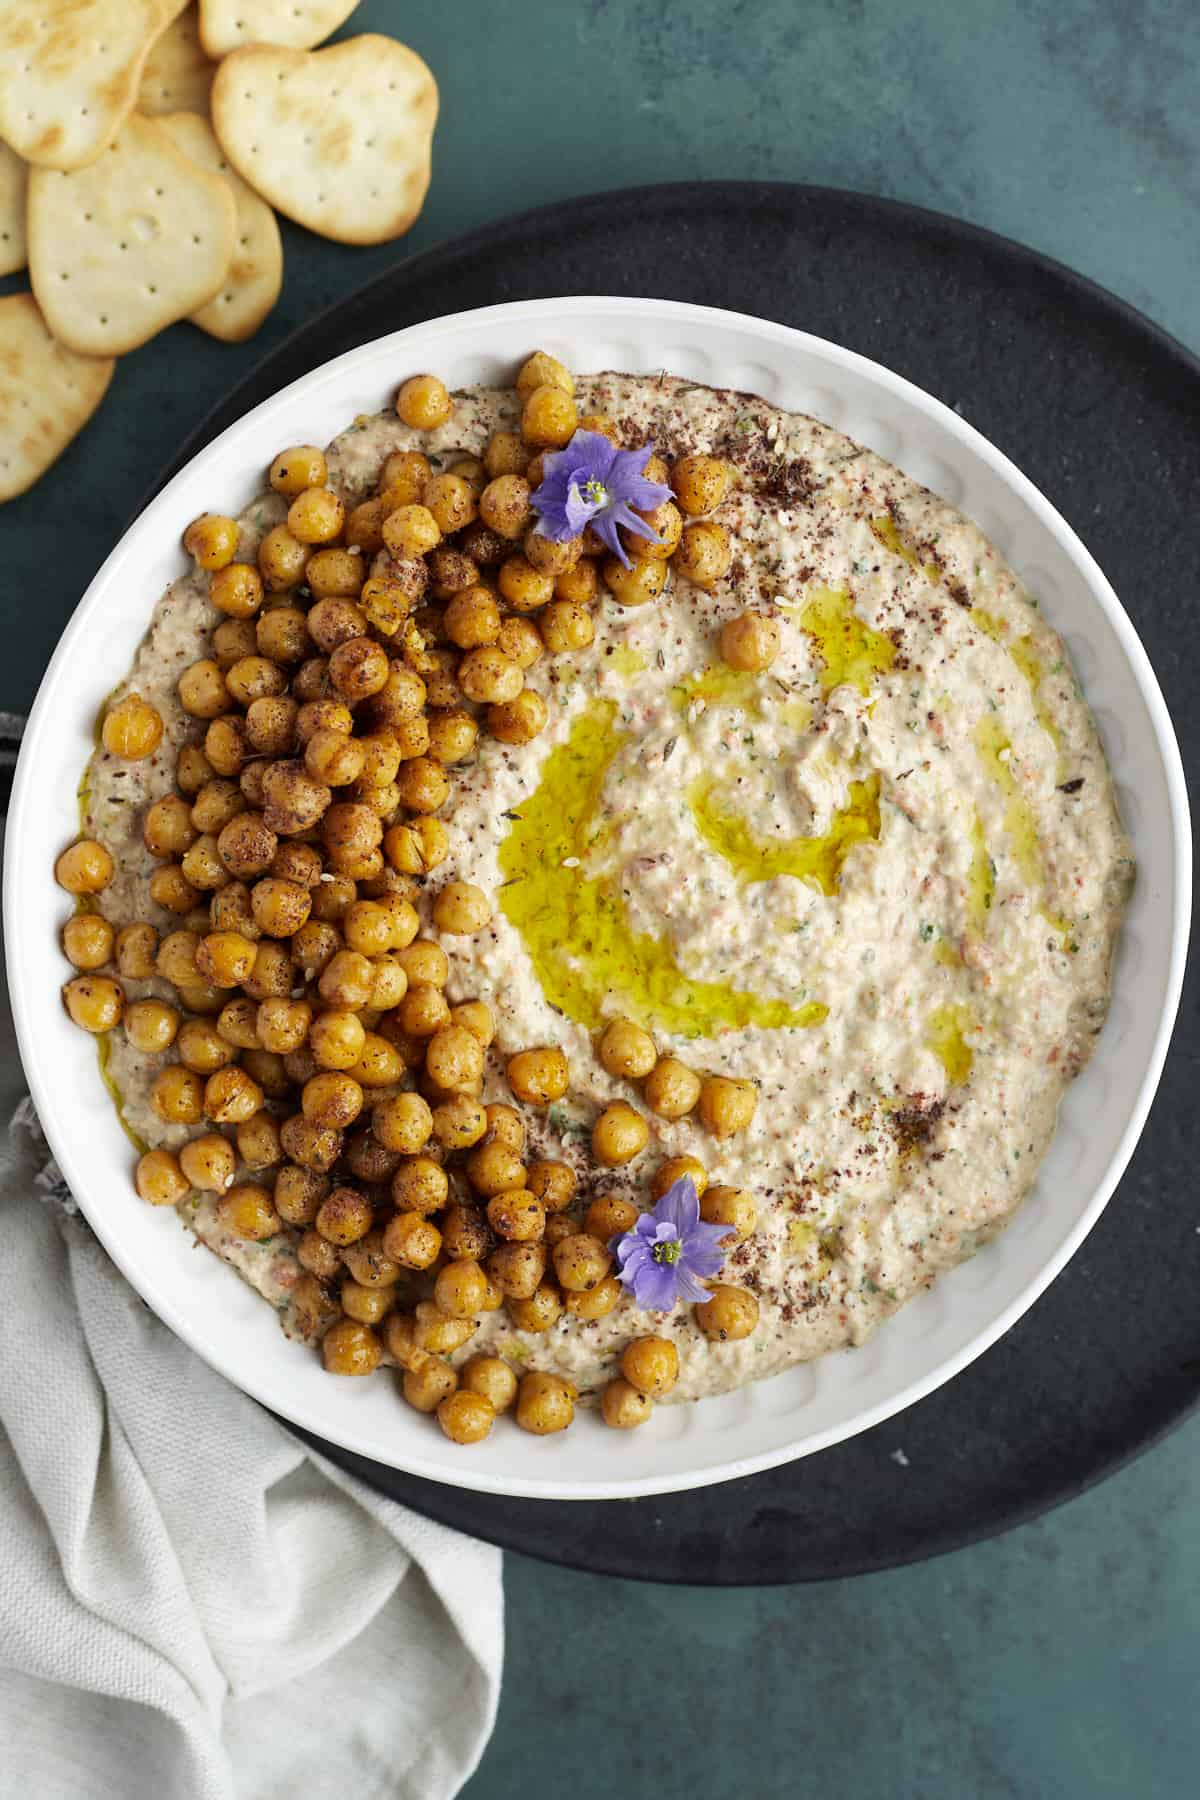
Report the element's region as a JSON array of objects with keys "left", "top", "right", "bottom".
[{"left": 2, "top": 0, "right": 1196, "bottom": 1793}]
